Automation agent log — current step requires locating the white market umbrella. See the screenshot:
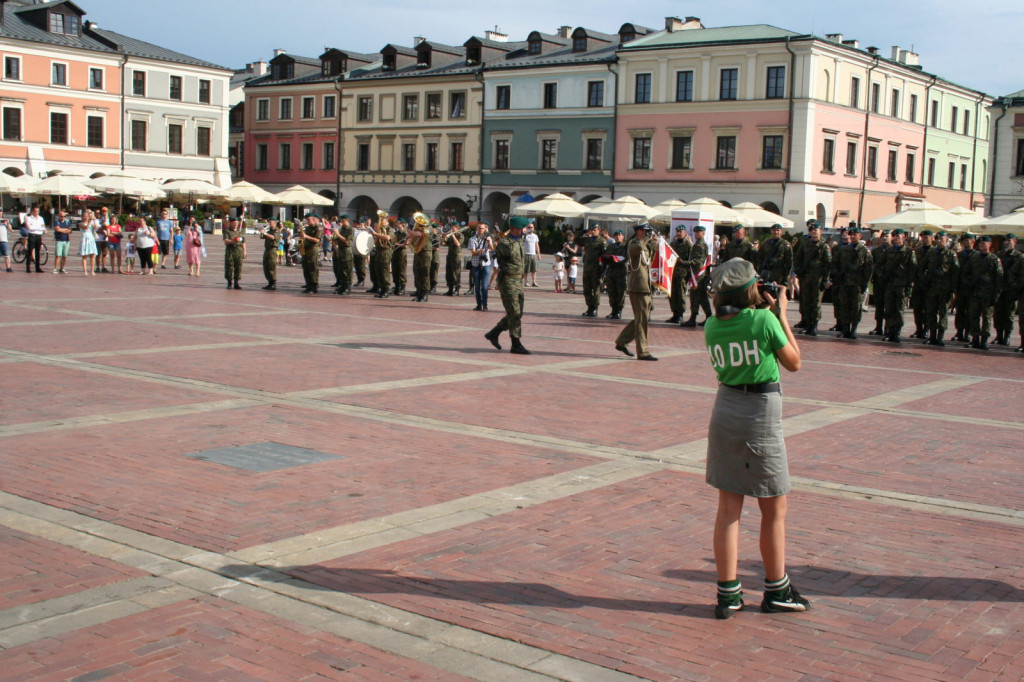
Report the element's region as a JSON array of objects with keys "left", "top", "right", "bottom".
[
  {"left": 976, "top": 207, "right": 1024, "bottom": 234},
  {"left": 584, "top": 196, "right": 614, "bottom": 207},
  {"left": 512, "top": 192, "right": 588, "bottom": 219},
  {"left": 161, "top": 178, "right": 227, "bottom": 201},
  {"left": 85, "top": 172, "right": 166, "bottom": 200},
  {"left": 869, "top": 202, "right": 970, "bottom": 232},
  {"left": 224, "top": 180, "right": 277, "bottom": 204},
  {"left": 271, "top": 185, "right": 334, "bottom": 207},
  {"left": 0, "top": 173, "right": 39, "bottom": 194},
  {"left": 584, "top": 195, "right": 658, "bottom": 222},
  {"left": 731, "top": 202, "right": 794, "bottom": 229},
  {"left": 683, "top": 197, "right": 753, "bottom": 227},
  {"left": 650, "top": 199, "right": 688, "bottom": 224},
  {"left": 32, "top": 173, "right": 97, "bottom": 211}
]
